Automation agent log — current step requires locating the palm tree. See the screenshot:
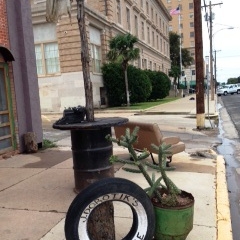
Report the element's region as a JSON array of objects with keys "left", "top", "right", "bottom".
[{"left": 107, "top": 33, "right": 140, "bottom": 106}]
